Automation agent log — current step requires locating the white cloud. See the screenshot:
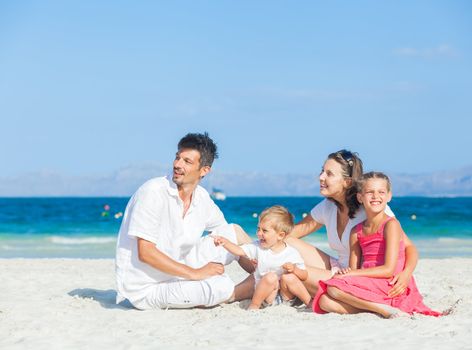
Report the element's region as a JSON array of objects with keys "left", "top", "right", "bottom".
[{"left": 393, "top": 44, "right": 459, "bottom": 58}]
